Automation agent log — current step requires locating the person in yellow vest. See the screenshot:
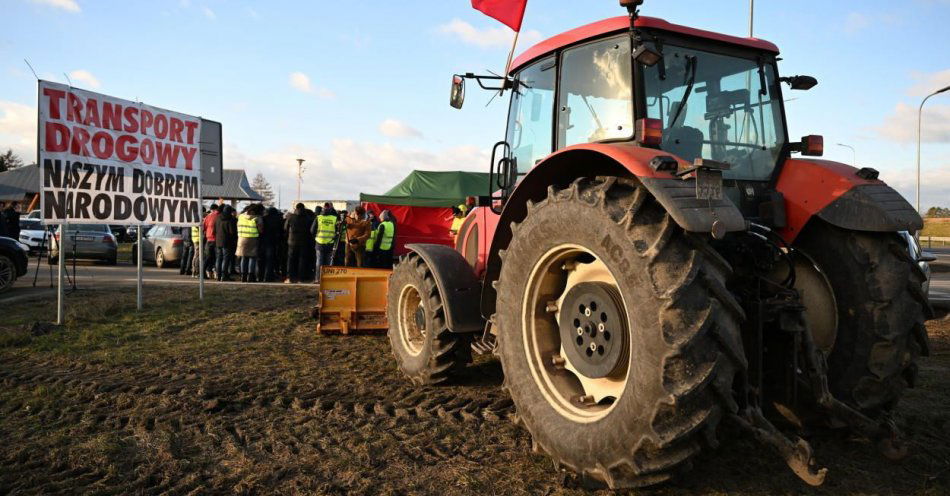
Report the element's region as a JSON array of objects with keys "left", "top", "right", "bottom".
[
  {"left": 236, "top": 203, "right": 264, "bottom": 282},
  {"left": 312, "top": 202, "right": 338, "bottom": 281},
  {"left": 449, "top": 206, "right": 465, "bottom": 240},
  {"left": 458, "top": 196, "right": 476, "bottom": 217},
  {"left": 373, "top": 210, "right": 396, "bottom": 269},
  {"left": 190, "top": 220, "right": 203, "bottom": 278}
]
